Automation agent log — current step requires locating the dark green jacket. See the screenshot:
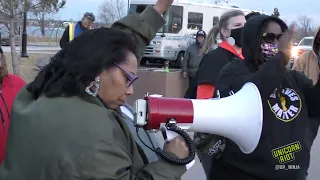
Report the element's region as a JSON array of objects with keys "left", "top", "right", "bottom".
[{"left": 0, "top": 6, "right": 186, "bottom": 180}]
